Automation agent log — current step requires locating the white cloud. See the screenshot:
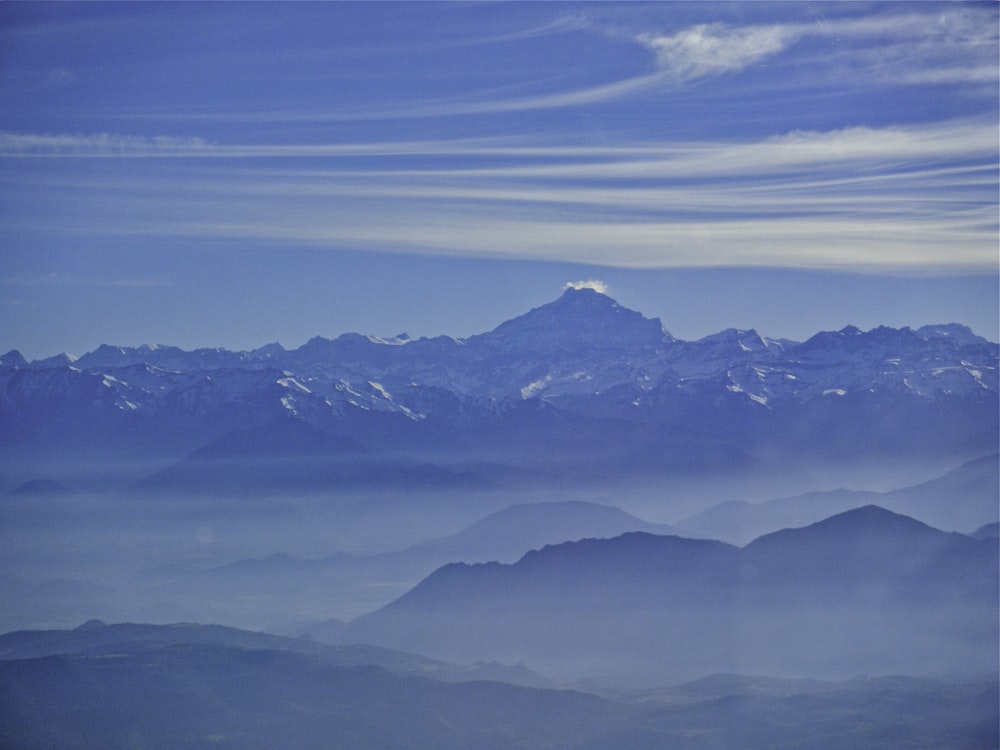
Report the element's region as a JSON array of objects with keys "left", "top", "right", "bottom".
[
  {"left": 639, "top": 23, "right": 794, "bottom": 80},
  {"left": 4, "top": 119, "right": 995, "bottom": 274},
  {"left": 0, "top": 131, "right": 211, "bottom": 157},
  {"left": 131, "top": 200, "right": 995, "bottom": 274},
  {"left": 9, "top": 117, "right": 988, "bottom": 172},
  {"left": 636, "top": 6, "right": 998, "bottom": 84},
  {"left": 564, "top": 280, "right": 608, "bottom": 294},
  {"left": 435, "top": 119, "right": 998, "bottom": 181},
  {"left": 0, "top": 273, "right": 162, "bottom": 288}
]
